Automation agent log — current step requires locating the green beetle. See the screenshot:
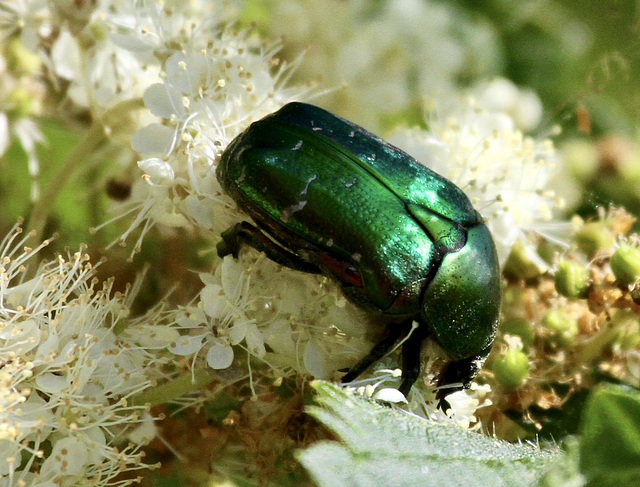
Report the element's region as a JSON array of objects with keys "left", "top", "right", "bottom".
[{"left": 216, "top": 102, "right": 501, "bottom": 406}]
